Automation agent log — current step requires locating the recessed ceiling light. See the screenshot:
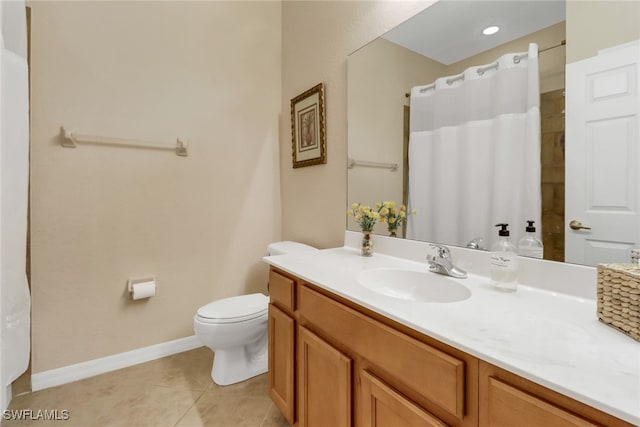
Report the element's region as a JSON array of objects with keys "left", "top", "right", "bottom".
[{"left": 482, "top": 26, "right": 500, "bottom": 35}]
